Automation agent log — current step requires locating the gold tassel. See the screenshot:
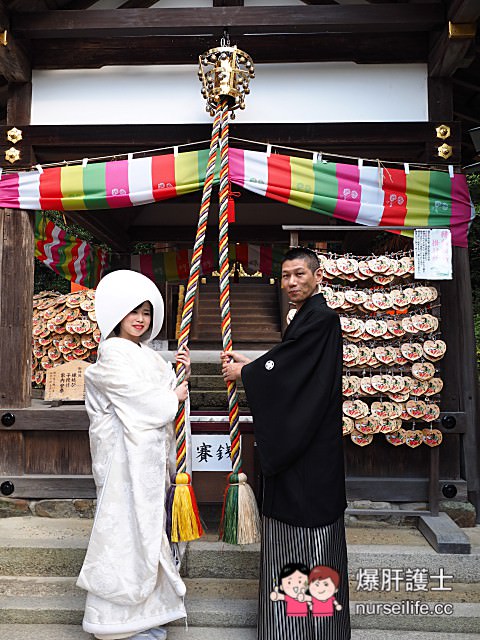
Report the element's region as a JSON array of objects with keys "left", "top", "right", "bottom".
[{"left": 170, "top": 473, "right": 203, "bottom": 543}]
